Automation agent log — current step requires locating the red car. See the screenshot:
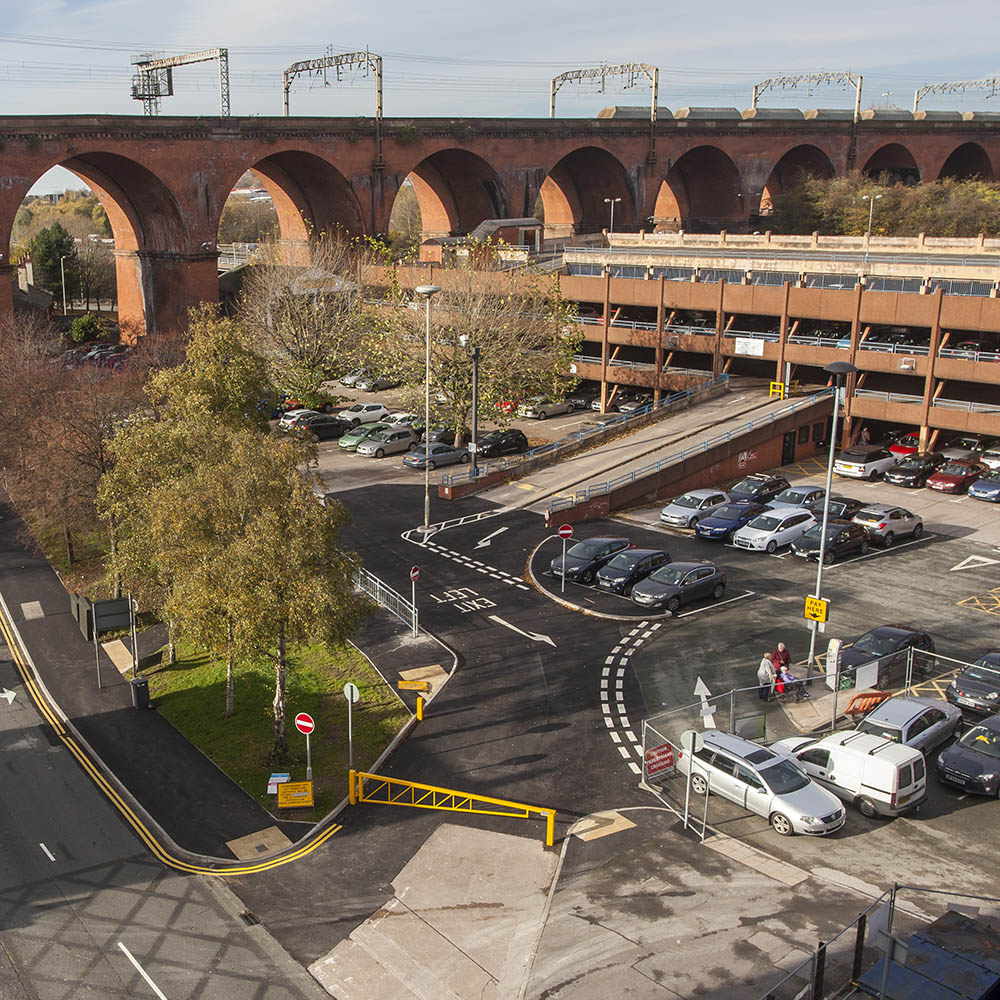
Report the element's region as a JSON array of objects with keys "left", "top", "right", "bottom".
[
  {"left": 926, "top": 460, "right": 988, "bottom": 494},
  {"left": 890, "top": 430, "right": 922, "bottom": 457}
]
